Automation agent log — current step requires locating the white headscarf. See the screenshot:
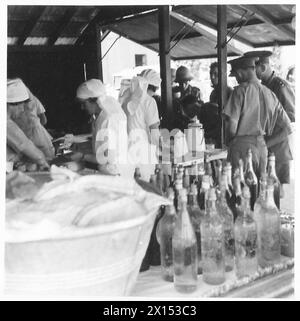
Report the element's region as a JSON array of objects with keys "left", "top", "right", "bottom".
[
  {"left": 76, "top": 79, "right": 122, "bottom": 115},
  {"left": 127, "top": 76, "right": 148, "bottom": 115}
]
